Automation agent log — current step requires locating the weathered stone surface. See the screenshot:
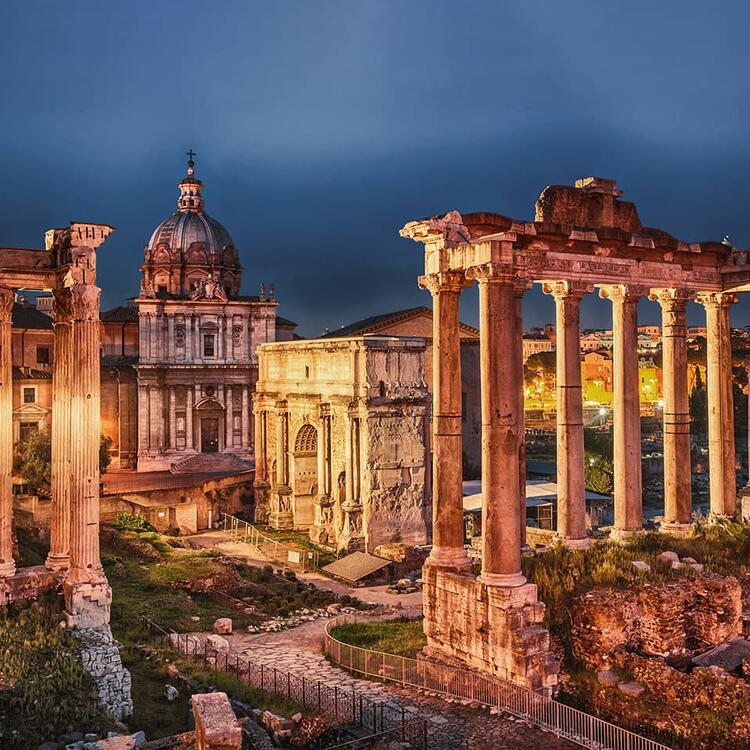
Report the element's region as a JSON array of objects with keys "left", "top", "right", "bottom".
[
  {"left": 596, "top": 670, "right": 621, "bottom": 687},
  {"left": 617, "top": 681, "right": 645, "bottom": 697},
  {"left": 73, "top": 625, "right": 133, "bottom": 720},
  {"left": 193, "top": 692, "right": 241, "bottom": 750},
  {"left": 206, "top": 634, "right": 229, "bottom": 652},
  {"left": 571, "top": 574, "right": 742, "bottom": 669},
  {"left": 631, "top": 561, "right": 650, "bottom": 573},
  {"left": 421, "top": 566, "right": 559, "bottom": 693},
  {"left": 96, "top": 737, "right": 136, "bottom": 750},
  {"left": 212, "top": 617, "right": 232, "bottom": 635},
  {"left": 656, "top": 551, "right": 679, "bottom": 565},
  {"left": 260, "top": 710, "right": 295, "bottom": 738}
]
